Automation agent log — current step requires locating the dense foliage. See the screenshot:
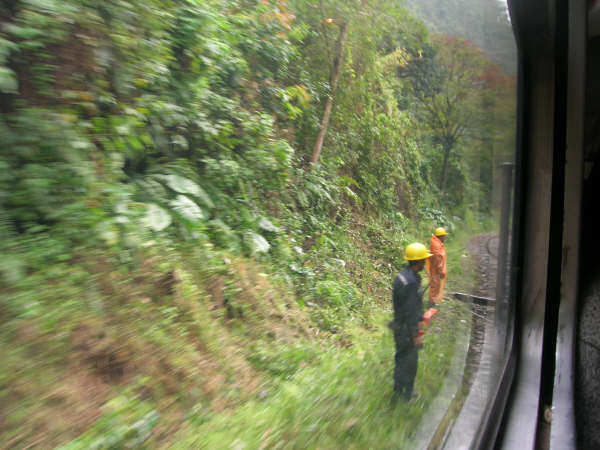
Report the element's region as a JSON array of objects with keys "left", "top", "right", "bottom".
[{"left": 0, "top": 0, "right": 515, "bottom": 447}]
